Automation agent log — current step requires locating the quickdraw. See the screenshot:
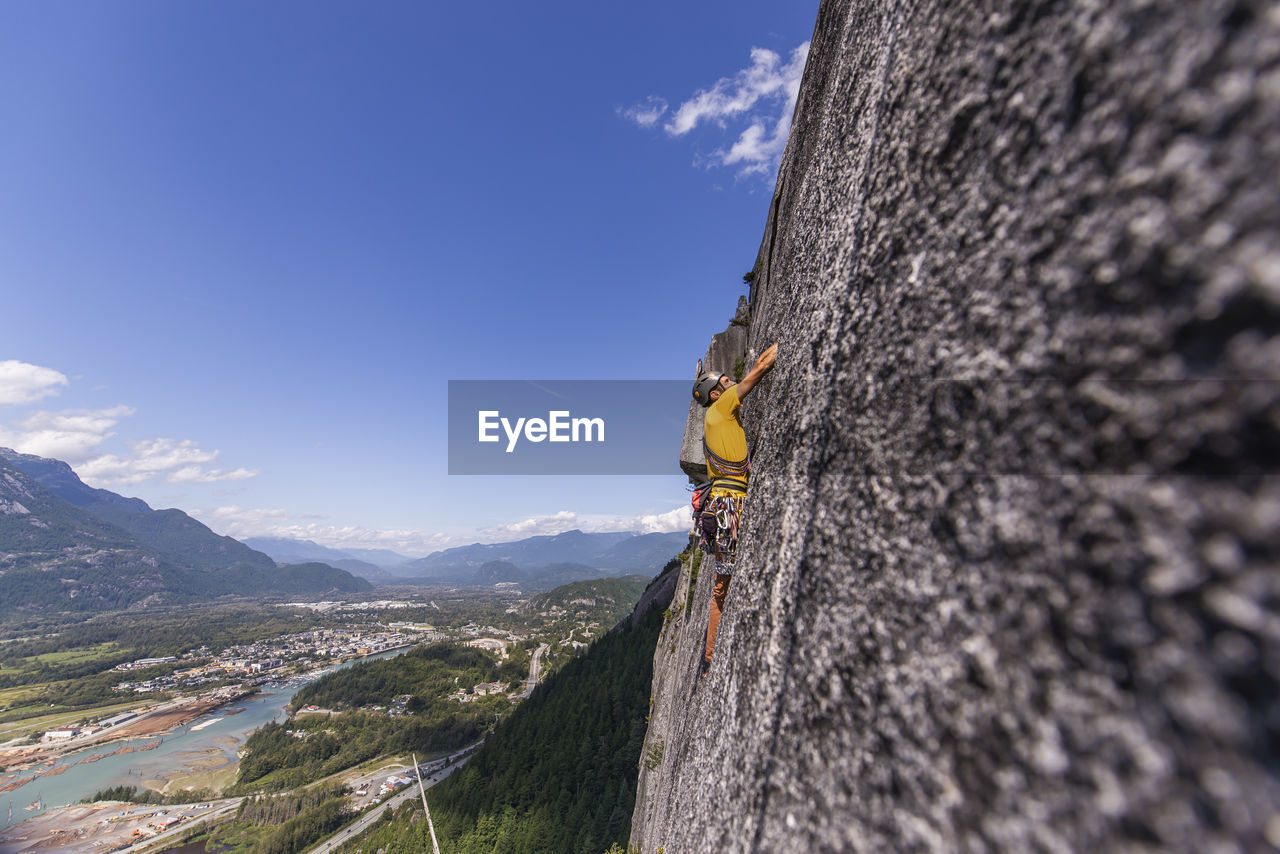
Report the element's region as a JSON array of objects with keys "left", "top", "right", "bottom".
[
  {"left": 708, "top": 493, "right": 744, "bottom": 566},
  {"left": 692, "top": 477, "right": 746, "bottom": 571}
]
